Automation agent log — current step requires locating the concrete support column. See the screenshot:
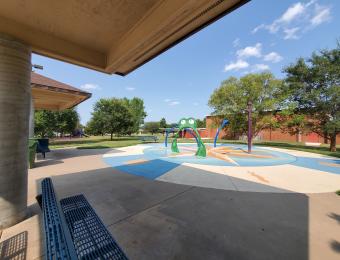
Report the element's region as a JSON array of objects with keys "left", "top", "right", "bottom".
[
  {"left": 29, "top": 95, "right": 35, "bottom": 138},
  {"left": 0, "top": 34, "right": 31, "bottom": 228}
]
